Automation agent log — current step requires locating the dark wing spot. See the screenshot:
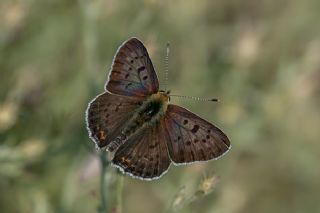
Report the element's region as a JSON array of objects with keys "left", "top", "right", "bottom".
[
  {"left": 125, "top": 73, "right": 129, "bottom": 79},
  {"left": 125, "top": 82, "right": 133, "bottom": 89},
  {"left": 137, "top": 66, "right": 146, "bottom": 73},
  {"left": 134, "top": 56, "right": 138, "bottom": 59},
  {"left": 191, "top": 125, "right": 200, "bottom": 133},
  {"left": 186, "top": 141, "right": 191, "bottom": 146},
  {"left": 143, "top": 76, "right": 148, "bottom": 80},
  {"left": 129, "top": 67, "right": 132, "bottom": 71},
  {"left": 130, "top": 60, "right": 134, "bottom": 63},
  {"left": 183, "top": 120, "right": 188, "bottom": 125},
  {"left": 177, "top": 136, "right": 181, "bottom": 140},
  {"left": 194, "top": 139, "right": 199, "bottom": 143},
  {"left": 149, "top": 144, "right": 156, "bottom": 149},
  {"left": 202, "top": 139, "right": 206, "bottom": 143},
  {"left": 206, "top": 135, "right": 210, "bottom": 139}
]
